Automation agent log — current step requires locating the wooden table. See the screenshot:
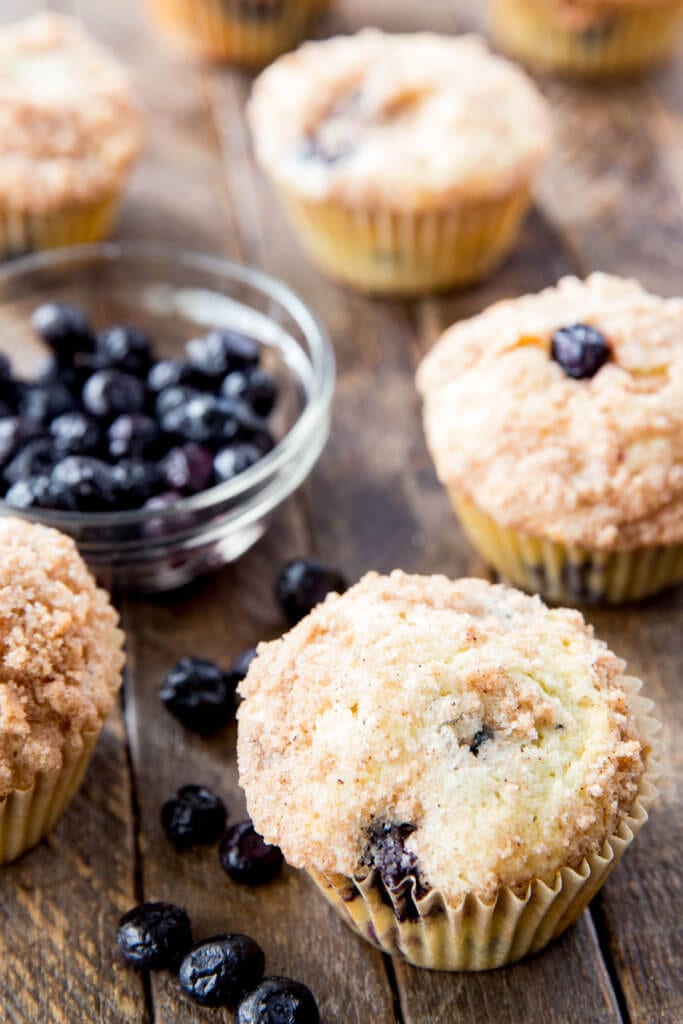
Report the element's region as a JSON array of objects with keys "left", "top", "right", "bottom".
[{"left": 1, "top": 1, "right": 681, "bottom": 1021}]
